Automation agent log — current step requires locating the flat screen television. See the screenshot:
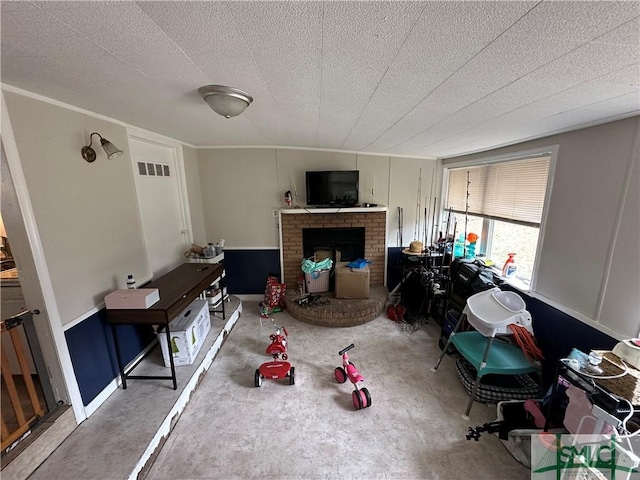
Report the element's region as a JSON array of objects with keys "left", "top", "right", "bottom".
[{"left": 306, "top": 170, "right": 359, "bottom": 207}]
